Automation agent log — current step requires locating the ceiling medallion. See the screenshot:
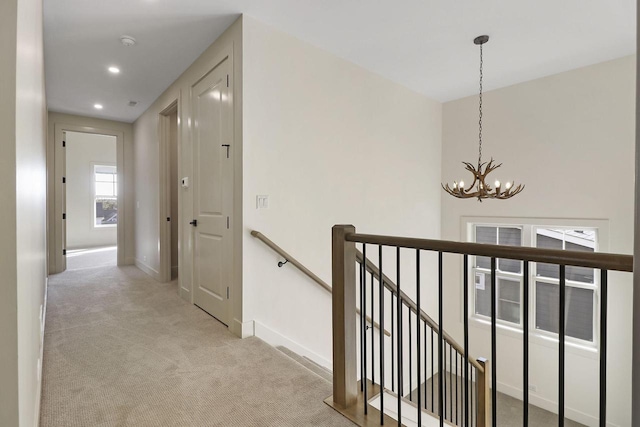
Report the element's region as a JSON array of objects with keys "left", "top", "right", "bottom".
[{"left": 442, "top": 35, "right": 524, "bottom": 202}]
